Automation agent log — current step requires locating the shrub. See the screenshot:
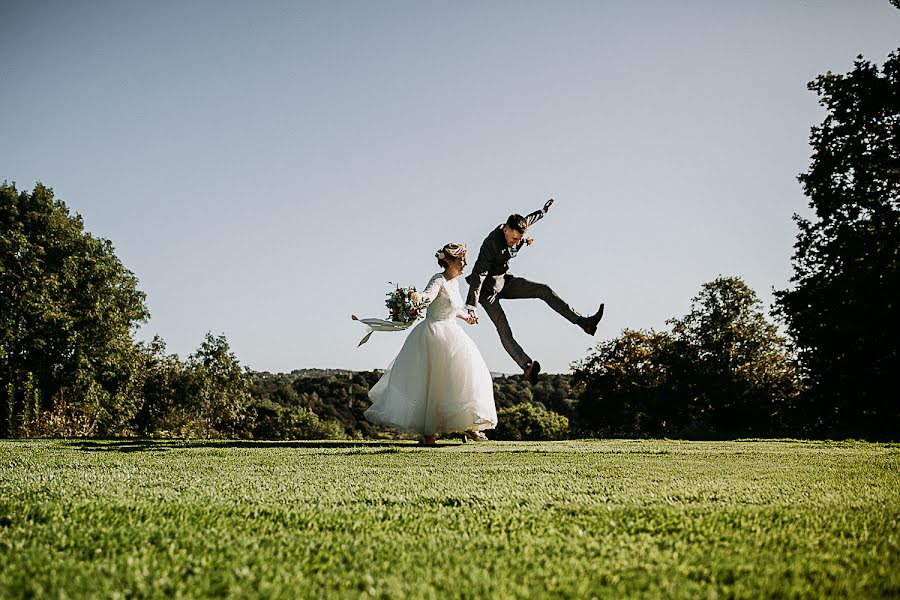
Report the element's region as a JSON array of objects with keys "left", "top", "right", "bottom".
[
  {"left": 252, "top": 400, "right": 345, "bottom": 440},
  {"left": 493, "top": 403, "right": 569, "bottom": 441}
]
